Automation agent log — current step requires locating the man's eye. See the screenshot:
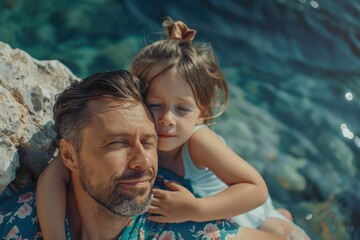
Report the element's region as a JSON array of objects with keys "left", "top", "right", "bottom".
[
  {"left": 109, "top": 141, "right": 128, "bottom": 147},
  {"left": 142, "top": 140, "right": 157, "bottom": 148}
]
